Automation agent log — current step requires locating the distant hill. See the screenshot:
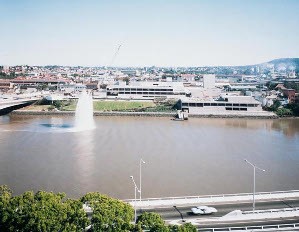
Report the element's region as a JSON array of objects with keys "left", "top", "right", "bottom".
[{"left": 259, "top": 58, "right": 299, "bottom": 72}]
